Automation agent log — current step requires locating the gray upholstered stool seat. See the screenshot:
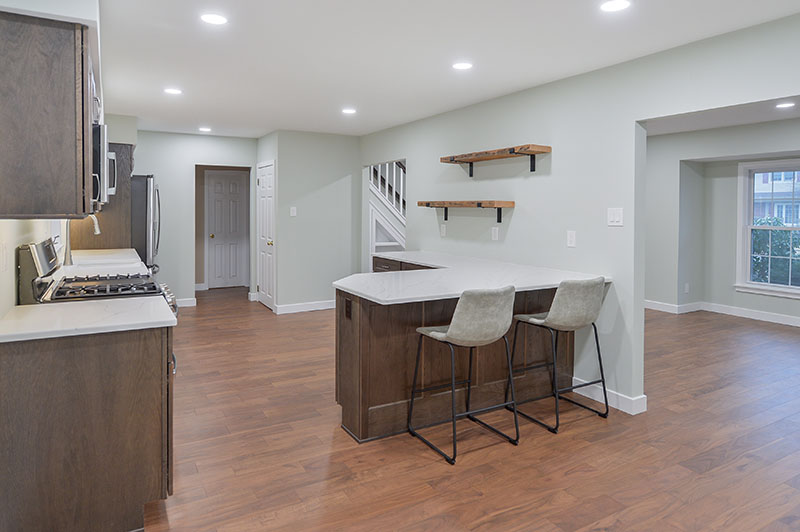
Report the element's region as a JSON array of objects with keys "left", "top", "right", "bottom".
[
  {"left": 408, "top": 285, "right": 520, "bottom": 465},
  {"left": 513, "top": 312, "right": 548, "bottom": 326},
  {"left": 415, "top": 325, "right": 449, "bottom": 342},
  {"left": 505, "top": 277, "right": 609, "bottom": 434}
]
